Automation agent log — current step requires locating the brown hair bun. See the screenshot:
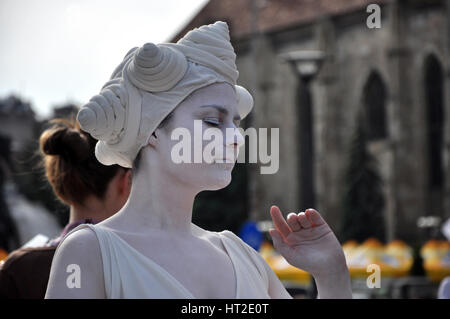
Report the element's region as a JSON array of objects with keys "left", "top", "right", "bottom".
[
  {"left": 39, "top": 118, "right": 128, "bottom": 206},
  {"left": 40, "top": 119, "right": 92, "bottom": 162}
]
